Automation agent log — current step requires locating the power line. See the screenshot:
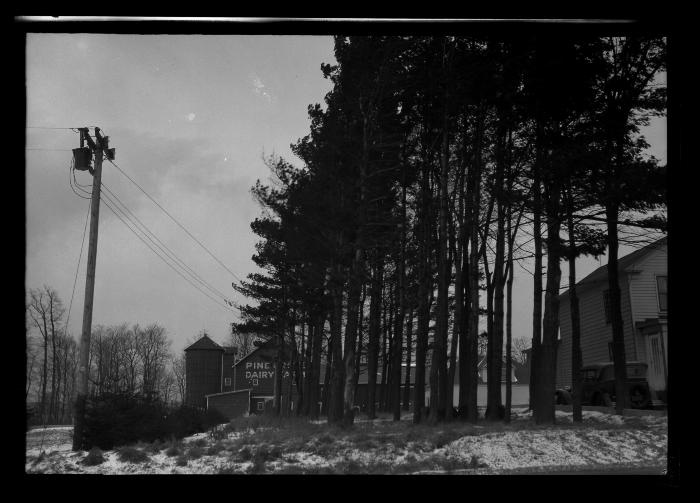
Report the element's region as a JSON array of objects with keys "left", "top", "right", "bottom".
[
  {"left": 63, "top": 200, "right": 91, "bottom": 337},
  {"left": 100, "top": 195, "right": 236, "bottom": 315},
  {"left": 100, "top": 181, "right": 233, "bottom": 303},
  {"left": 26, "top": 148, "right": 74, "bottom": 151},
  {"left": 105, "top": 158, "right": 244, "bottom": 284},
  {"left": 69, "top": 160, "right": 92, "bottom": 200},
  {"left": 26, "top": 126, "right": 94, "bottom": 130},
  {"left": 69, "top": 150, "right": 237, "bottom": 312}
]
